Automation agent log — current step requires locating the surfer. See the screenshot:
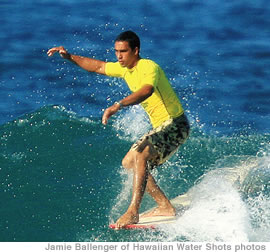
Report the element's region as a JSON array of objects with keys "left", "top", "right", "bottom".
[{"left": 47, "top": 30, "right": 190, "bottom": 229}]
